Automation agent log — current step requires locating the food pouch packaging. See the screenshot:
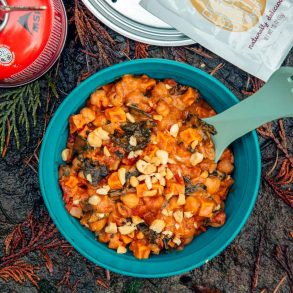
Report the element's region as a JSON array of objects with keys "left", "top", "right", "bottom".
[{"left": 140, "top": 0, "right": 293, "bottom": 81}]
